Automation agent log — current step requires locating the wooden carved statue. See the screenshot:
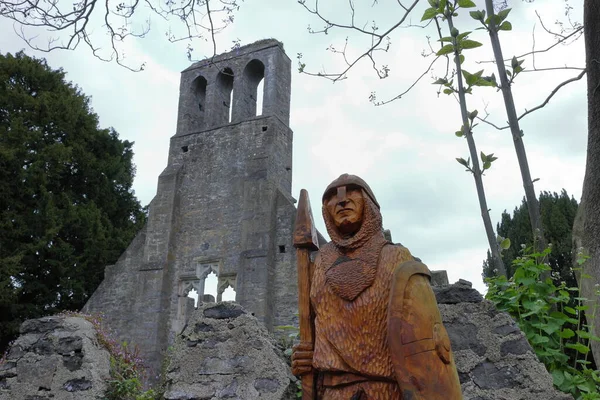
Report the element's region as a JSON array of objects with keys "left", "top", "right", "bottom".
[{"left": 292, "top": 174, "right": 462, "bottom": 400}]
